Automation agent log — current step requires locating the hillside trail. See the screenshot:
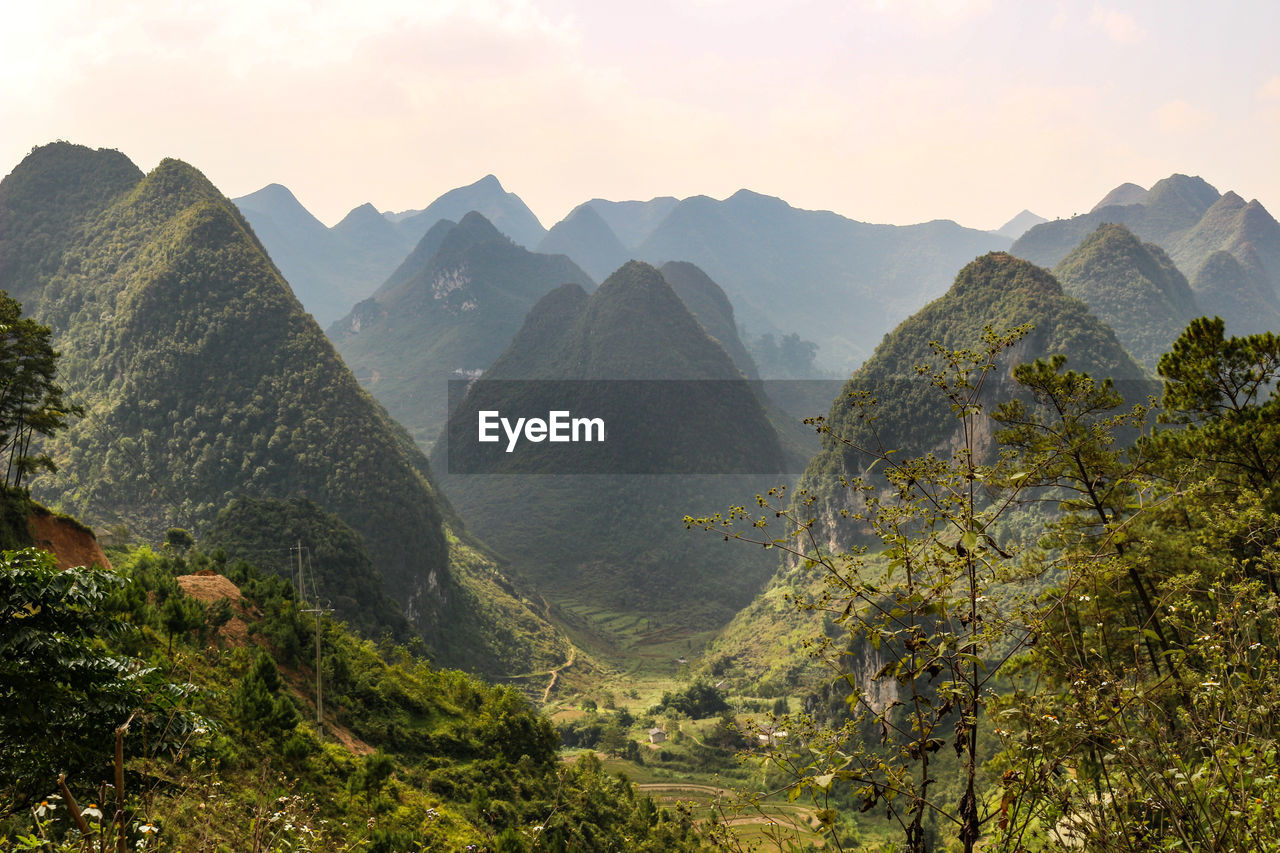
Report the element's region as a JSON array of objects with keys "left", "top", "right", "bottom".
[{"left": 542, "top": 646, "right": 577, "bottom": 704}]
